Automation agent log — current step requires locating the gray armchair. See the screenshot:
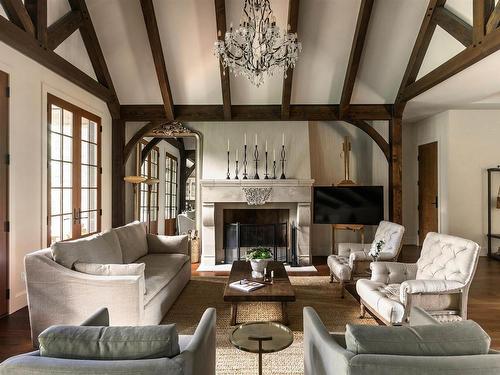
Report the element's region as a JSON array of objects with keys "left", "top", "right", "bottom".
[
  {"left": 304, "top": 306, "right": 500, "bottom": 375},
  {"left": 0, "top": 307, "right": 216, "bottom": 375}
]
